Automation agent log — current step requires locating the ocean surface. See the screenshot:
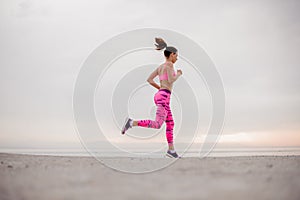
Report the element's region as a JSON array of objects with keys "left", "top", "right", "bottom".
[{"left": 1, "top": 147, "right": 300, "bottom": 158}]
